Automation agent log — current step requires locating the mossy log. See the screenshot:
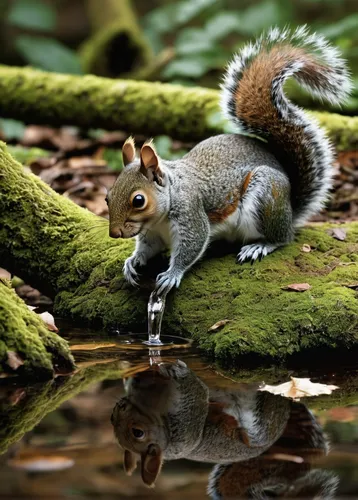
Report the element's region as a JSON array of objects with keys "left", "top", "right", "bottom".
[
  {"left": 80, "top": 0, "right": 152, "bottom": 78},
  {"left": 1, "top": 143, "right": 358, "bottom": 367},
  {"left": 0, "top": 65, "right": 357, "bottom": 149},
  {"left": 0, "top": 280, "right": 75, "bottom": 378}
]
